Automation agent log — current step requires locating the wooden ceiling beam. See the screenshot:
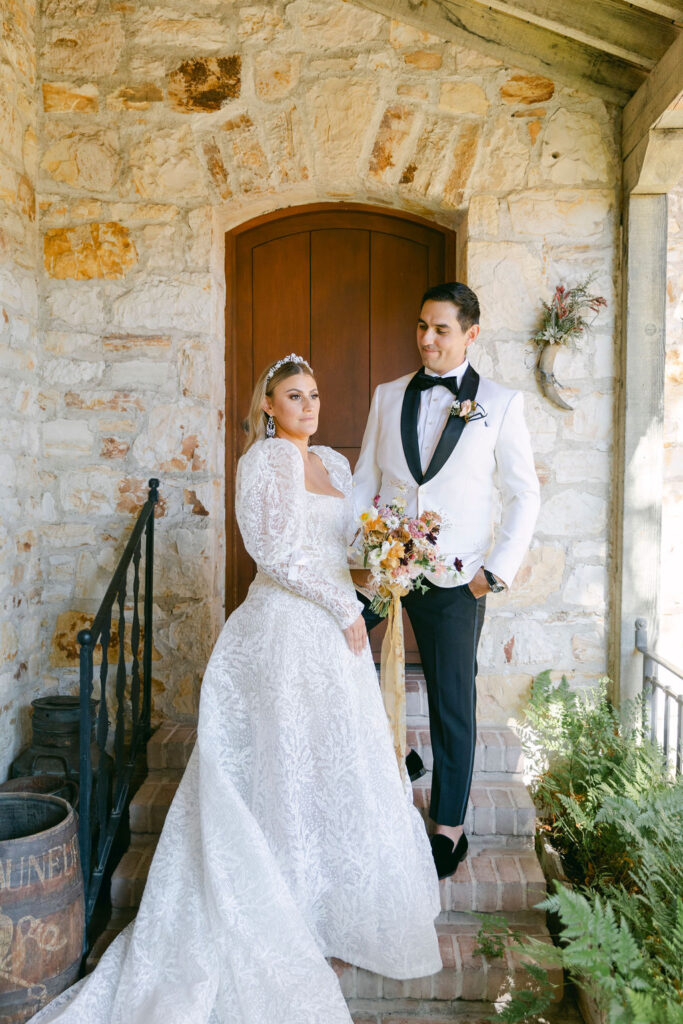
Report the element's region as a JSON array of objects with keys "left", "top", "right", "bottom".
[
  {"left": 462, "top": 0, "right": 677, "bottom": 71},
  {"left": 623, "top": 33, "right": 683, "bottom": 158},
  {"left": 619, "top": 0, "right": 683, "bottom": 22},
  {"left": 353, "top": 0, "right": 645, "bottom": 104}
]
